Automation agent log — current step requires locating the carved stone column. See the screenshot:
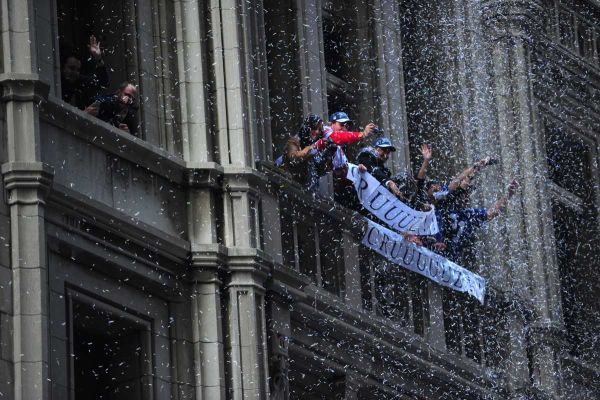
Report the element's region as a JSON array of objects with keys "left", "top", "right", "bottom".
[
  {"left": 190, "top": 246, "right": 228, "bottom": 400},
  {"left": 225, "top": 250, "right": 270, "bottom": 400},
  {"left": 267, "top": 295, "right": 291, "bottom": 400},
  {"left": 0, "top": 74, "right": 53, "bottom": 400},
  {"left": 482, "top": 1, "right": 563, "bottom": 397}
]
